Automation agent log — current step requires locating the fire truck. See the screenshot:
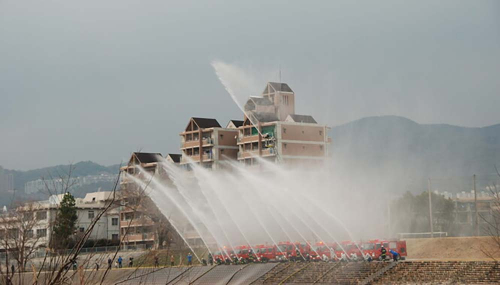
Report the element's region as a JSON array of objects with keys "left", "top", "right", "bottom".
[{"left": 210, "top": 239, "right": 407, "bottom": 263}]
